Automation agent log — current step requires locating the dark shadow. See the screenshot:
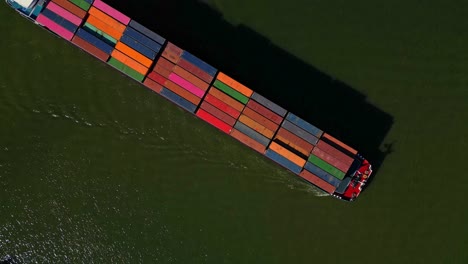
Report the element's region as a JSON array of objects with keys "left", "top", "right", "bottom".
[{"left": 105, "top": 0, "right": 394, "bottom": 179}]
